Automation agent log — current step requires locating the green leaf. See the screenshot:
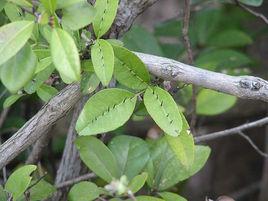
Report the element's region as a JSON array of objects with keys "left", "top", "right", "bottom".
[
  {"left": 122, "top": 25, "right": 163, "bottom": 56},
  {"left": 135, "top": 196, "right": 164, "bottom": 201},
  {"left": 128, "top": 172, "right": 148, "bottom": 193},
  {"left": 76, "top": 88, "right": 137, "bottom": 136},
  {"left": 154, "top": 19, "right": 182, "bottom": 37},
  {"left": 193, "top": 9, "right": 222, "bottom": 45},
  {"left": 5, "top": 165, "right": 37, "bottom": 201},
  {"left": 195, "top": 49, "right": 251, "bottom": 71},
  {"left": 50, "top": 28, "right": 81, "bottom": 84},
  {"left": 36, "top": 84, "right": 58, "bottom": 102},
  {"left": 40, "top": 0, "right": 57, "bottom": 14},
  {"left": 4, "top": 3, "right": 23, "bottom": 22},
  {"left": 35, "top": 57, "right": 52, "bottom": 74},
  {"left": 80, "top": 72, "right": 100, "bottom": 95},
  {"left": 196, "top": 89, "right": 237, "bottom": 115},
  {"left": 75, "top": 136, "right": 119, "bottom": 182},
  {"left": 208, "top": 30, "right": 252, "bottom": 48},
  {"left": 158, "top": 192, "right": 187, "bottom": 201},
  {"left": 68, "top": 181, "right": 99, "bottom": 201},
  {"left": 165, "top": 119, "right": 195, "bottom": 169},
  {"left": 29, "top": 180, "right": 56, "bottom": 201},
  {"left": 144, "top": 87, "right": 182, "bottom": 137},
  {"left": 0, "top": 20, "right": 34, "bottom": 66},
  {"left": 93, "top": 0, "right": 119, "bottom": 38},
  {"left": 108, "top": 135, "right": 150, "bottom": 180},
  {"left": 62, "top": 1, "right": 95, "bottom": 31},
  {"left": 0, "top": 1, "right": 6, "bottom": 12},
  {"left": 189, "top": 145, "right": 211, "bottom": 176},
  {"left": 113, "top": 45, "right": 150, "bottom": 90},
  {"left": 57, "top": 0, "right": 84, "bottom": 8},
  {"left": 7, "top": 0, "right": 32, "bottom": 8},
  {"left": 24, "top": 64, "right": 55, "bottom": 94},
  {"left": 0, "top": 44, "right": 37, "bottom": 93},
  {"left": 238, "top": 0, "right": 263, "bottom": 6},
  {"left": 146, "top": 138, "right": 210, "bottom": 191},
  {"left": 3, "top": 94, "right": 24, "bottom": 108},
  {"left": 91, "top": 39, "right": 114, "bottom": 86},
  {"left": 0, "top": 185, "right": 8, "bottom": 201}
]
